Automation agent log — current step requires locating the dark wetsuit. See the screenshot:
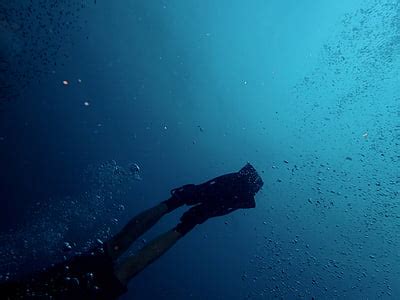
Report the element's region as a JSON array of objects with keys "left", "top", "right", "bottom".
[{"left": 0, "top": 247, "right": 127, "bottom": 299}]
